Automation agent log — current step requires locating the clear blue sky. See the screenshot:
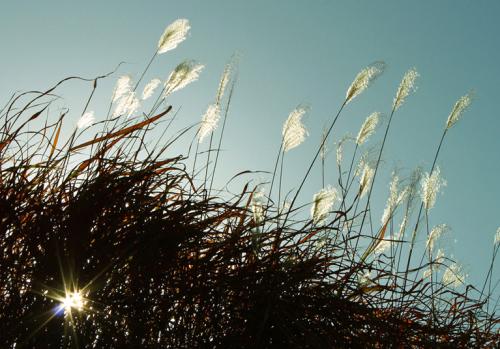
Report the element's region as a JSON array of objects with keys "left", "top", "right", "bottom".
[{"left": 1, "top": 1, "right": 499, "bottom": 298}]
